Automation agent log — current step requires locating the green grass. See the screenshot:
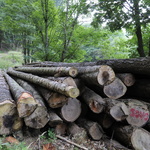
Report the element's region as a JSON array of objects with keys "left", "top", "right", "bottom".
[{"left": 0, "top": 51, "right": 23, "bottom": 69}]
